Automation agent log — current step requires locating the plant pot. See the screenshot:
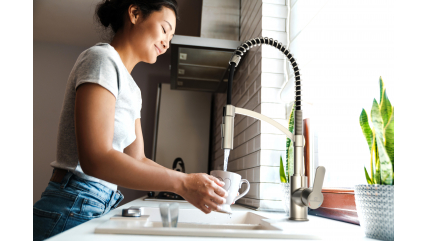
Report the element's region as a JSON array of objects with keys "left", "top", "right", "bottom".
[
  {"left": 280, "top": 183, "right": 290, "bottom": 216},
  {"left": 354, "top": 184, "right": 394, "bottom": 241}
]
